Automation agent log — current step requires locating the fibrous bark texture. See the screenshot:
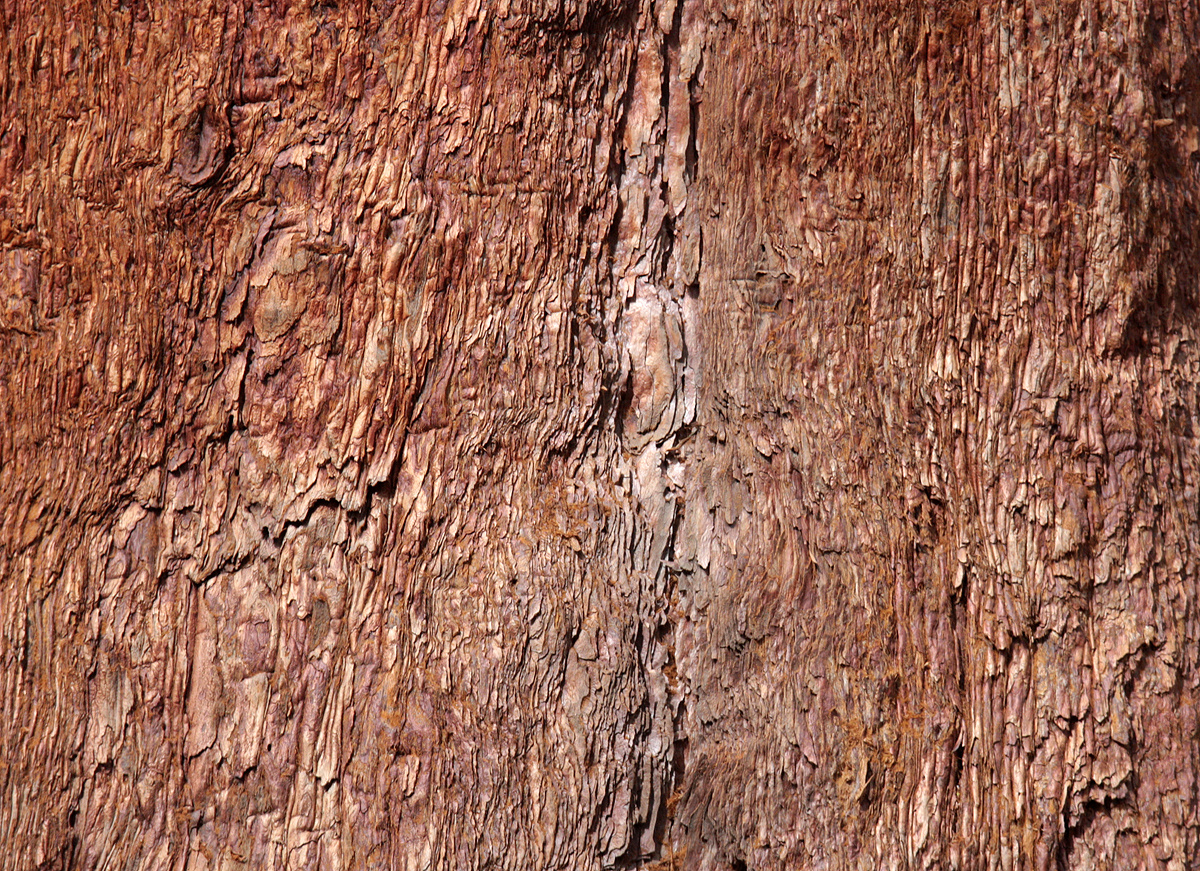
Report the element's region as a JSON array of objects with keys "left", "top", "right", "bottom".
[{"left": 2, "top": 2, "right": 1198, "bottom": 870}]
